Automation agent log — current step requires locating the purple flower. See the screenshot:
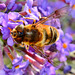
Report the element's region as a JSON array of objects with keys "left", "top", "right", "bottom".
[
  {"left": 40, "top": 62, "right": 56, "bottom": 75},
  {"left": 58, "top": 29, "right": 64, "bottom": 38},
  {"left": 63, "top": 65, "right": 72, "bottom": 74},
  {"left": 8, "top": 12, "right": 21, "bottom": 21},
  {"left": 16, "top": 4, "right": 22, "bottom": 12},
  {"left": 3, "top": 65, "right": 23, "bottom": 75},
  {"left": 65, "top": 0, "right": 75, "bottom": 18},
  {"left": 0, "top": 0, "right": 75, "bottom": 74},
  {"left": 12, "top": 56, "right": 23, "bottom": 67},
  {"left": 65, "top": 0, "right": 75, "bottom": 6},
  {"left": 24, "top": 0, "right": 42, "bottom": 24},
  {"left": 1, "top": 27, "right": 10, "bottom": 40},
  {"left": 0, "top": 3, "right": 6, "bottom": 10},
  {"left": 0, "top": 12, "right": 21, "bottom": 46},
  {"left": 65, "top": 26, "right": 75, "bottom": 35},
  {"left": 70, "top": 9, "right": 75, "bottom": 18},
  {"left": 37, "top": 0, "right": 65, "bottom": 28},
  {"left": 51, "top": 18, "right": 61, "bottom": 28},
  {"left": 12, "top": 56, "right": 29, "bottom": 70},
  {"left": 0, "top": 13, "right": 14, "bottom": 46},
  {"left": 1, "top": 56, "right": 29, "bottom": 75},
  {"left": 37, "top": 0, "right": 53, "bottom": 16},
  {"left": 6, "top": 0, "right": 22, "bottom": 12},
  {"left": 56, "top": 33, "right": 75, "bottom": 62},
  {"left": 65, "top": 0, "right": 70, "bottom": 3},
  {"left": 0, "top": 70, "right": 5, "bottom": 75},
  {"left": 49, "top": 1, "right": 66, "bottom": 10},
  {"left": 1, "top": 27, "right": 14, "bottom": 46},
  {"left": 57, "top": 52, "right": 67, "bottom": 62},
  {"left": 7, "top": 0, "right": 16, "bottom": 10}
]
